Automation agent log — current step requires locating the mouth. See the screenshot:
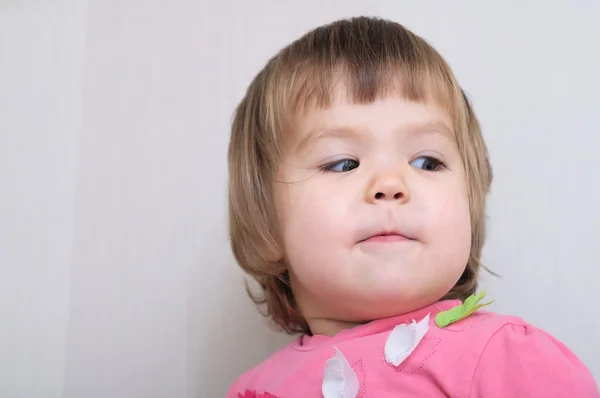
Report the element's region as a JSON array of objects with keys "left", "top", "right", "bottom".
[{"left": 358, "top": 231, "right": 413, "bottom": 244}]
